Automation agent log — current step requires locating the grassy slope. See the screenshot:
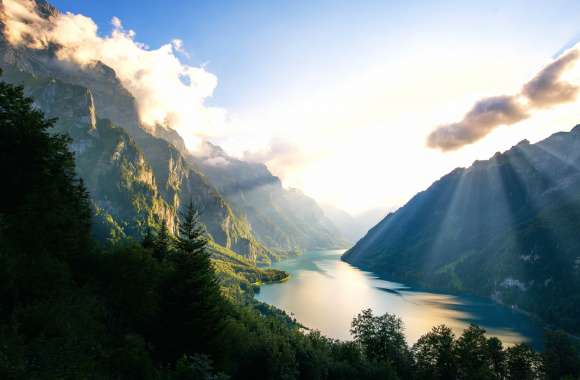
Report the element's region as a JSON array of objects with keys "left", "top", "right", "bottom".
[{"left": 208, "top": 240, "right": 289, "bottom": 302}]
